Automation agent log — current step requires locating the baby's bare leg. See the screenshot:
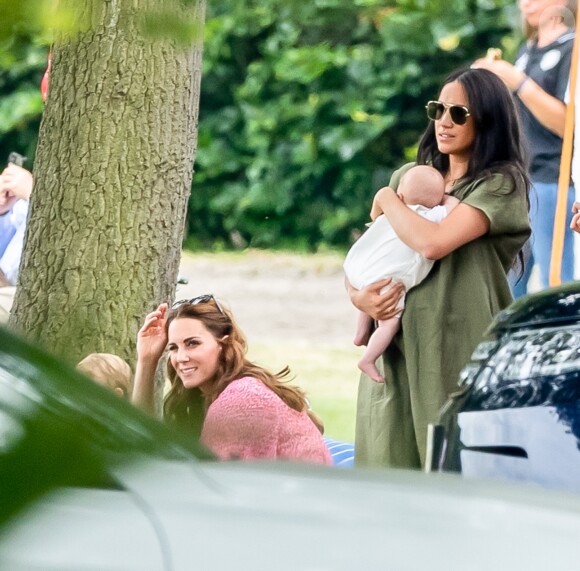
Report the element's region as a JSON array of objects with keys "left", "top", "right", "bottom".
[
  {"left": 353, "top": 310, "right": 373, "bottom": 346},
  {"left": 358, "top": 317, "right": 401, "bottom": 383}
]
